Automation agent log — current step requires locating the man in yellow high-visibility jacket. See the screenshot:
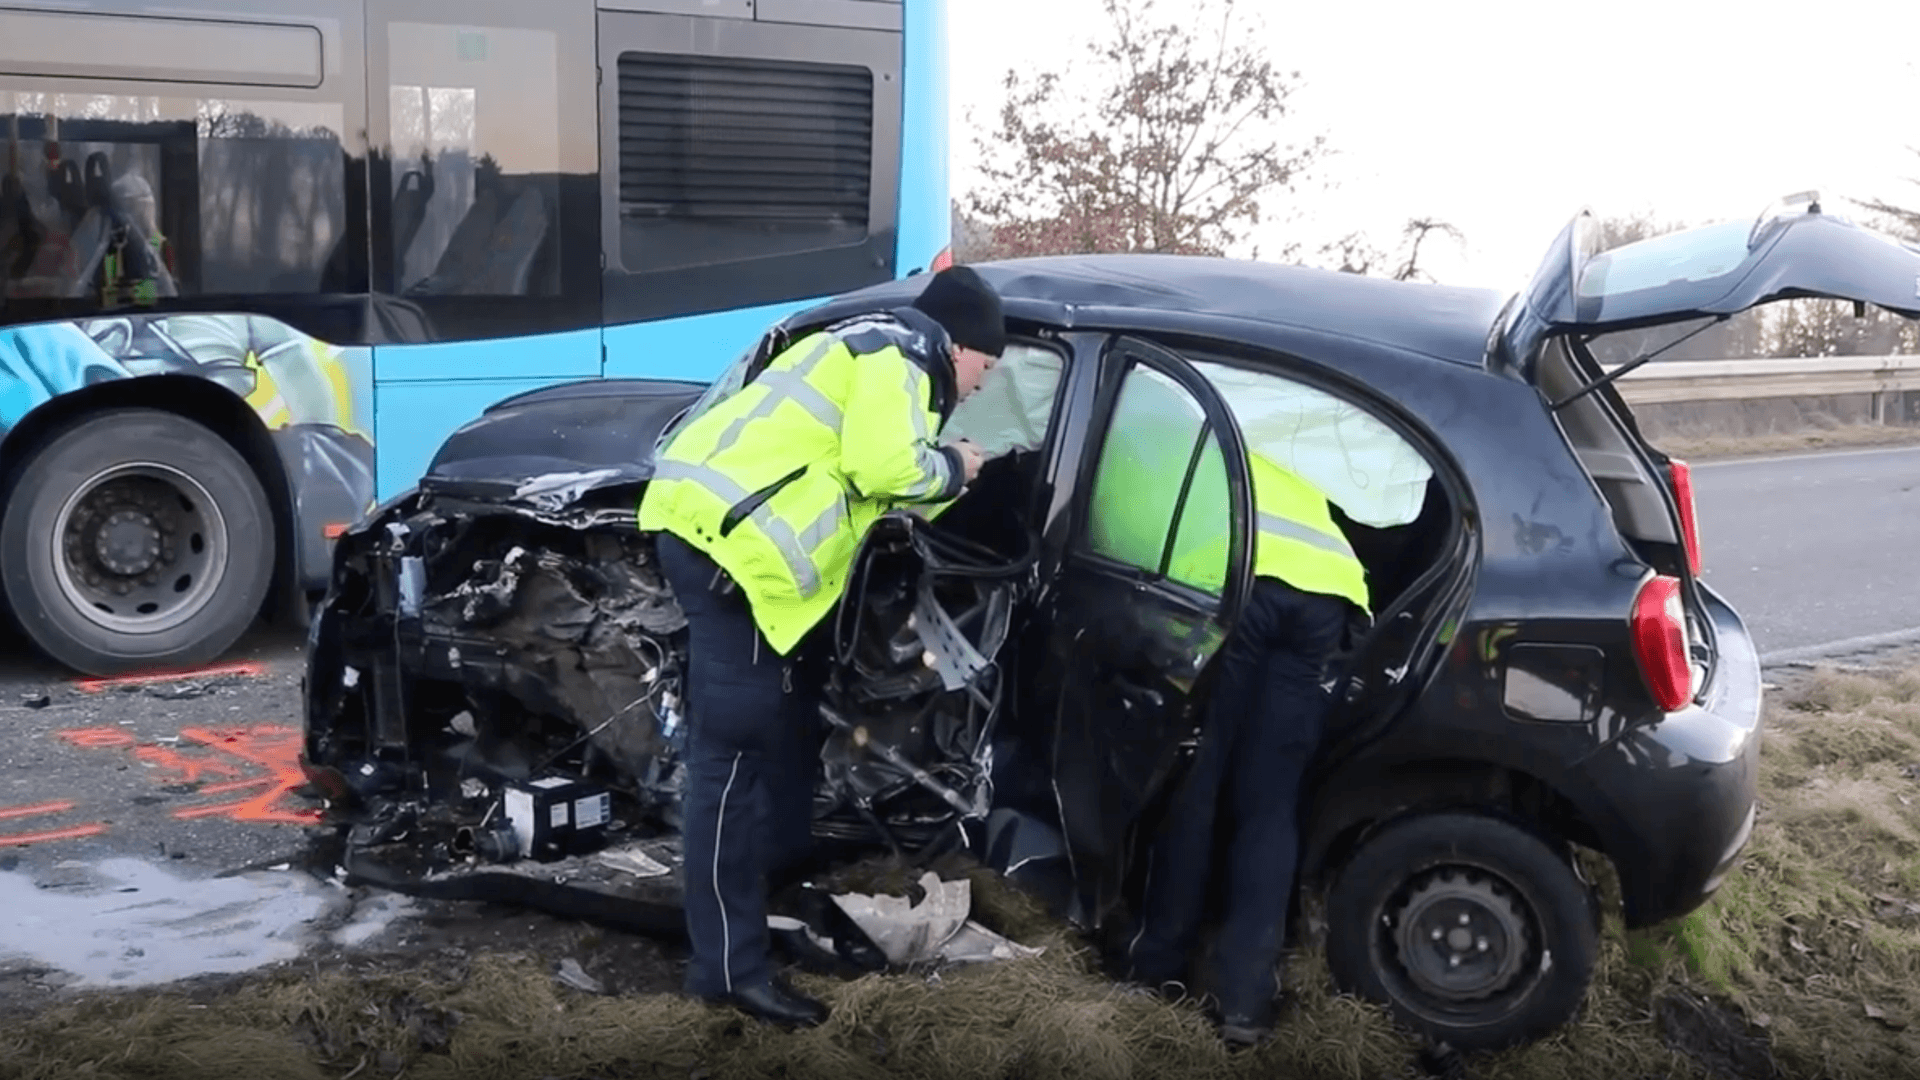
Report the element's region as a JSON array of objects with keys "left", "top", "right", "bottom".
[
  {"left": 639, "top": 266, "right": 1005, "bottom": 1028},
  {"left": 1125, "top": 450, "right": 1369, "bottom": 1049}
]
